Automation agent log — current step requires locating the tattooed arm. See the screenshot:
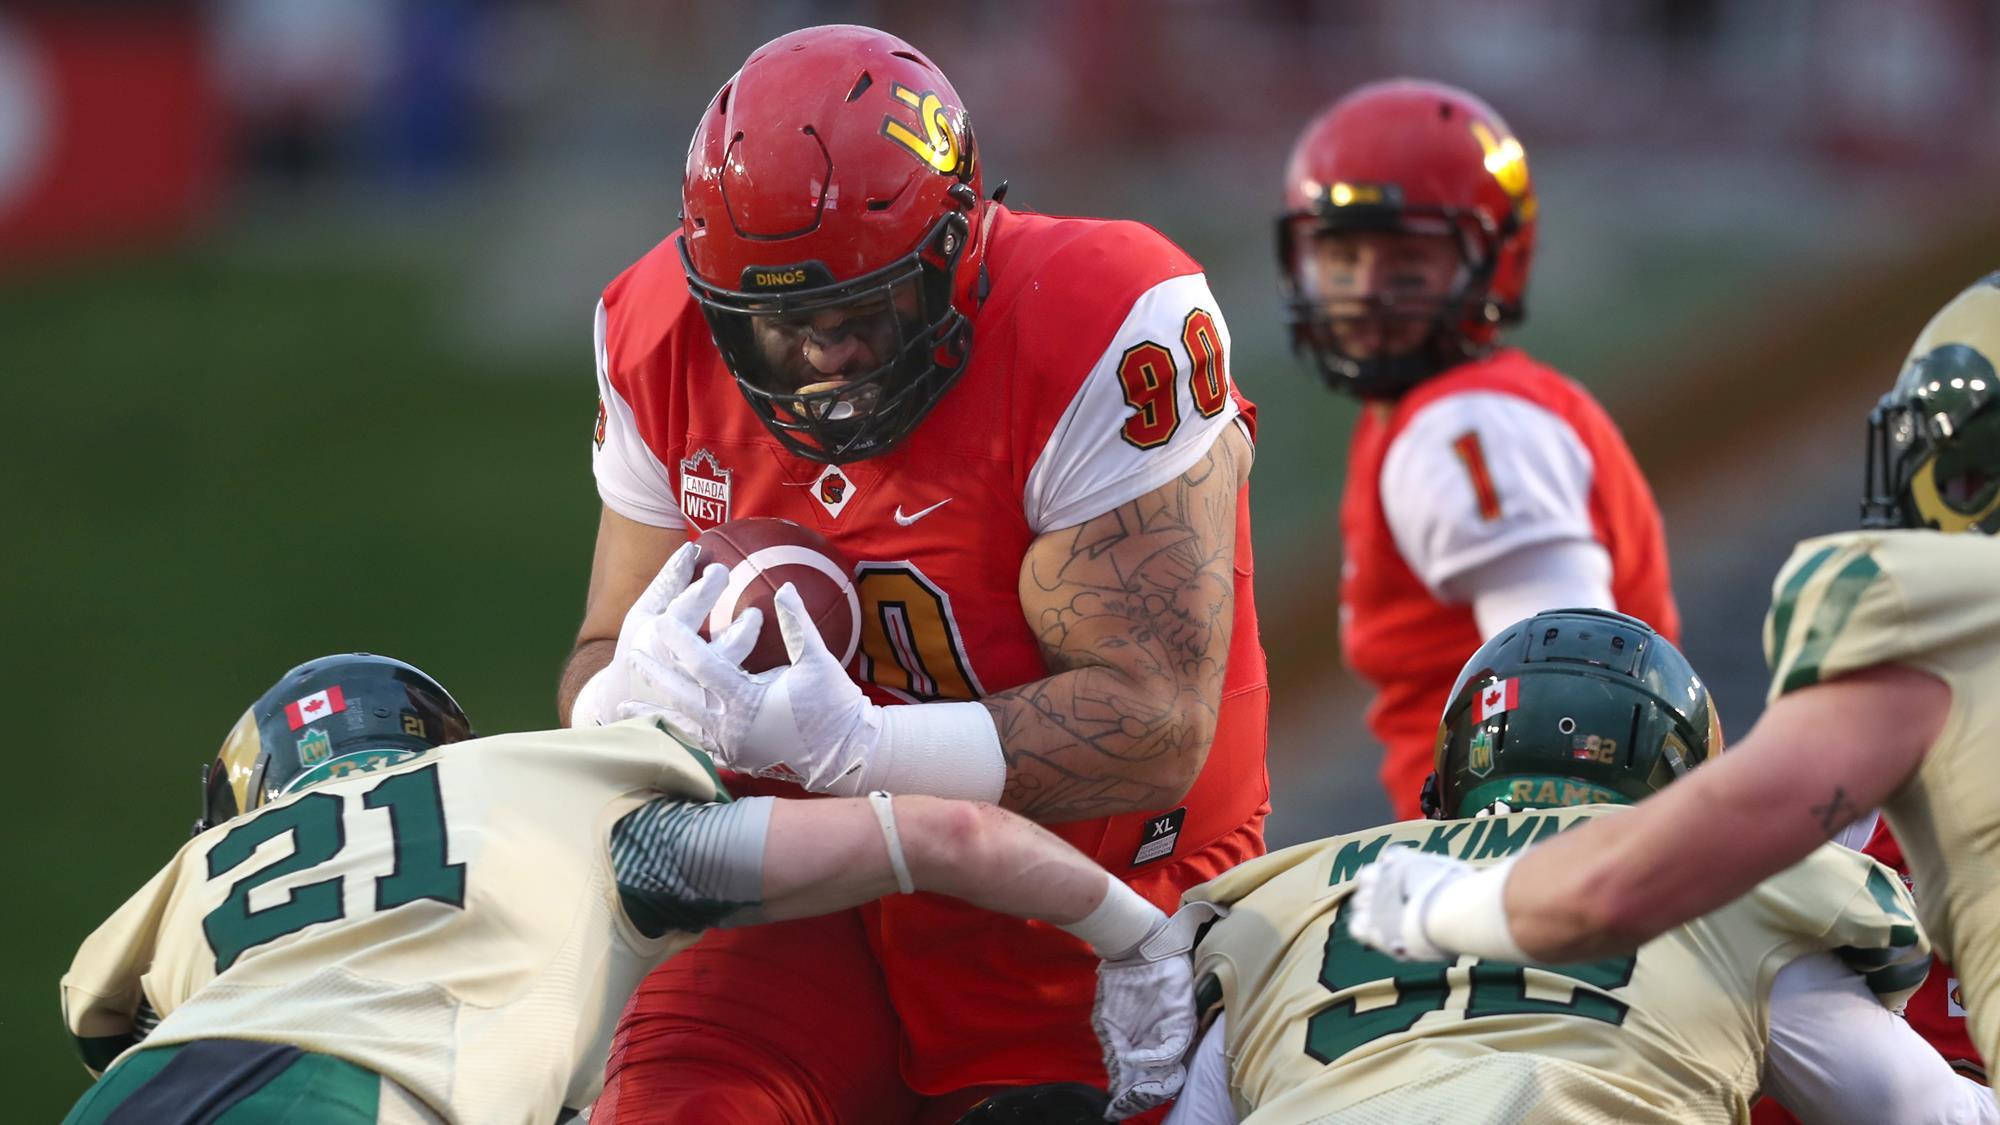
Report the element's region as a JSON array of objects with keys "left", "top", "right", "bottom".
[
  {"left": 1470, "top": 664, "right": 1945, "bottom": 962},
  {"left": 982, "top": 424, "right": 1251, "bottom": 823}
]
